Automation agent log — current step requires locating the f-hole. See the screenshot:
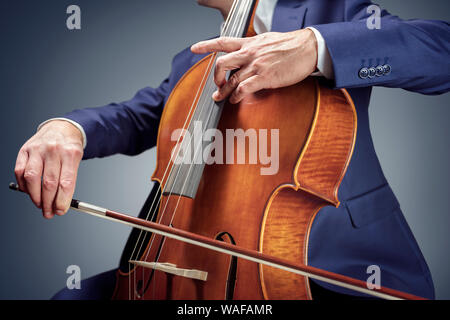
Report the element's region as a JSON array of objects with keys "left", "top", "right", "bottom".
[{"left": 216, "top": 232, "right": 237, "bottom": 300}]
